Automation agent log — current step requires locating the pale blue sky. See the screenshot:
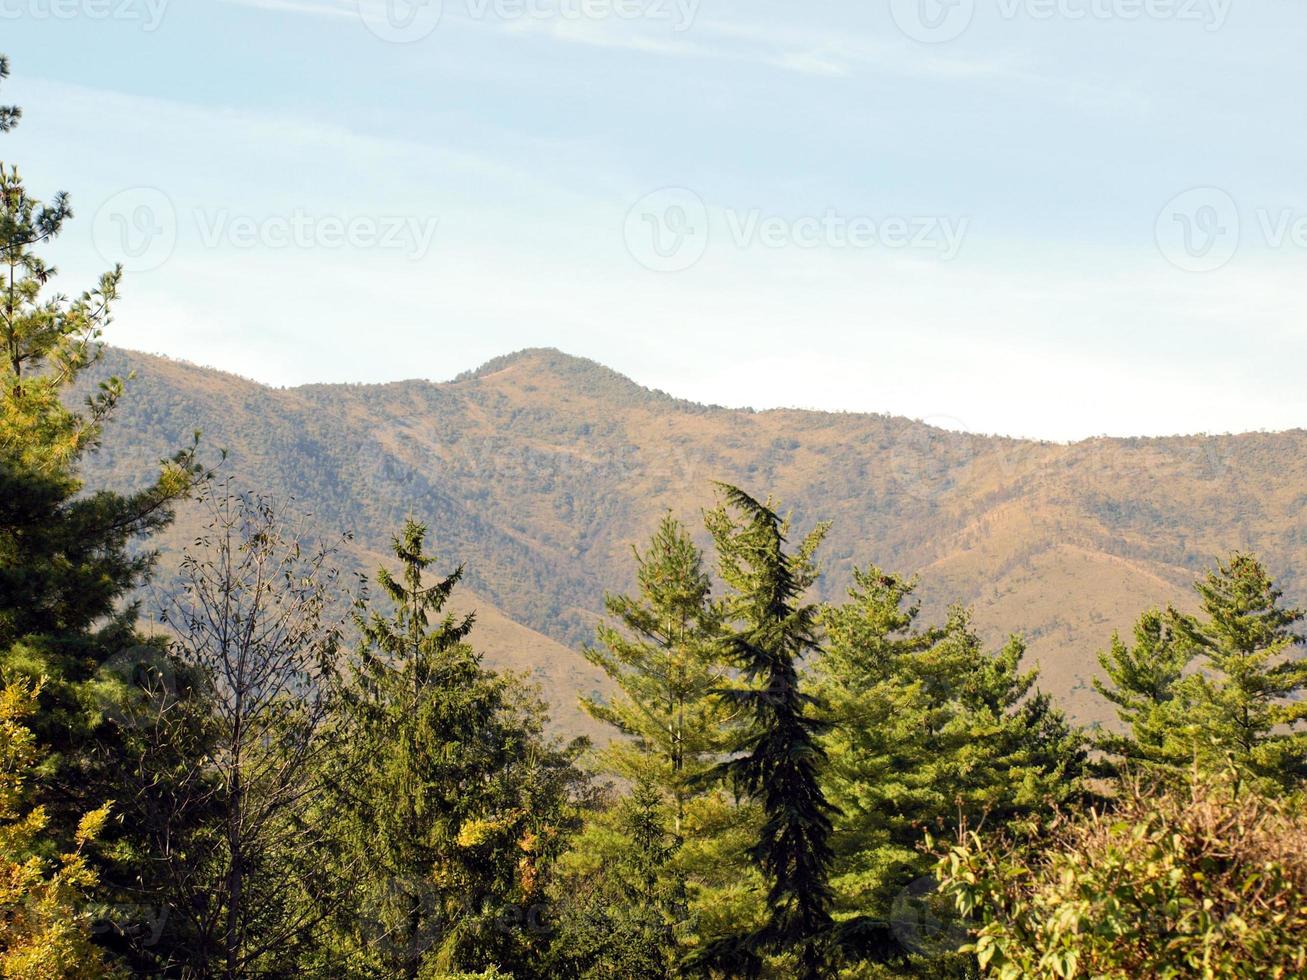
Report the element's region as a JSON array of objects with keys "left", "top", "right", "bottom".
[{"left": 3, "top": 0, "right": 1304, "bottom": 439}]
